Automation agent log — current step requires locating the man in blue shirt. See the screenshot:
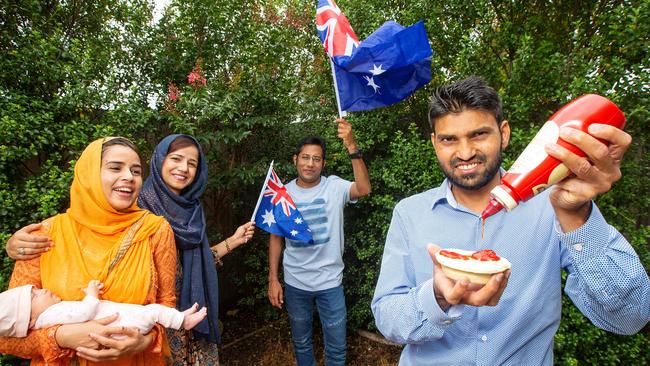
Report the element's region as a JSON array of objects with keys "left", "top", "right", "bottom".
[
  {"left": 371, "top": 76, "right": 650, "bottom": 365},
  {"left": 267, "top": 118, "right": 371, "bottom": 366}
]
